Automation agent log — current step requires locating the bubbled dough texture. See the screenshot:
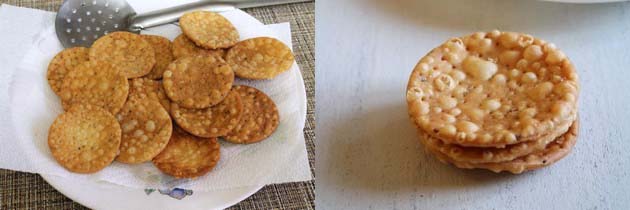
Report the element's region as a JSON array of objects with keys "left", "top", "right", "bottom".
[
  {"left": 46, "top": 47, "right": 89, "bottom": 96},
  {"left": 89, "top": 31, "right": 156, "bottom": 78},
  {"left": 420, "top": 120, "right": 578, "bottom": 174},
  {"left": 171, "top": 89, "right": 243, "bottom": 138},
  {"left": 129, "top": 78, "right": 172, "bottom": 113},
  {"left": 428, "top": 114, "right": 574, "bottom": 164},
  {"left": 152, "top": 128, "right": 220, "bottom": 178},
  {"left": 172, "top": 34, "right": 225, "bottom": 60},
  {"left": 48, "top": 104, "right": 121, "bottom": 173},
  {"left": 59, "top": 61, "right": 129, "bottom": 114},
  {"left": 227, "top": 37, "right": 295, "bottom": 80},
  {"left": 179, "top": 11, "right": 239, "bottom": 50},
  {"left": 407, "top": 31, "right": 579, "bottom": 147},
  {"left": 116, "top": 95, "right": 173, "bottom": 164},
  {"left": 224, "top": 85, "right": 279, "bottom": 144},
  {"left": 142, "top": 35, "right": 174, "bottom": 80},
  {"left": 163, "top": 56, "right": 234, "bottom": 109}
]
